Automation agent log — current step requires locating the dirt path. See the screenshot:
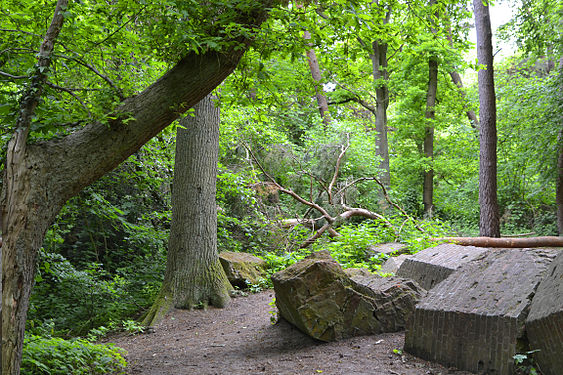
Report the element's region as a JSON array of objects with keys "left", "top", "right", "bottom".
[{"left": 110, "top": 291, "right": 473, "bottom": 375}]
